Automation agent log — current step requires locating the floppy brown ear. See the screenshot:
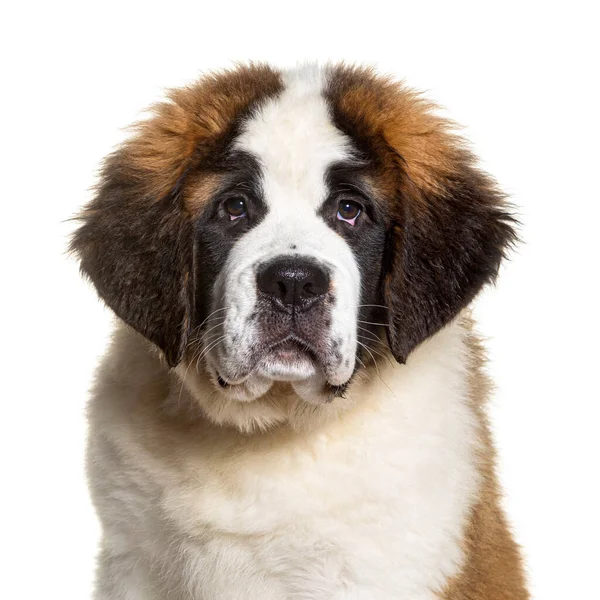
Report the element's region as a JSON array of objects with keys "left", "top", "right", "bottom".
[
  {"left": 323, "top": 65, "right": 517, "bottom": 365},
  {"left": 69, "top": 80, "right": 210, "bottom": 367},
  {"left": 383, "top": 152, "right": 517, "bottom": 363},
  {"left": 70, "top": 64, "right": 284, "bottom": 367},
  {"left": 71, "top": 146, "right": 196, "bottom": 367}
]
